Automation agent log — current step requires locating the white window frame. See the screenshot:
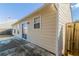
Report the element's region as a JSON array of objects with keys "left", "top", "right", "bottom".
[{"left": 33, "top": 15, "right": 41, "bottom": 29}]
